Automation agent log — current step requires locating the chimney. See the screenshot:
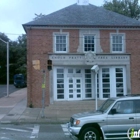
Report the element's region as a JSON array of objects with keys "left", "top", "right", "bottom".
[{"left": 77, "top": 0, "right": 89, "bottom": 5}]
